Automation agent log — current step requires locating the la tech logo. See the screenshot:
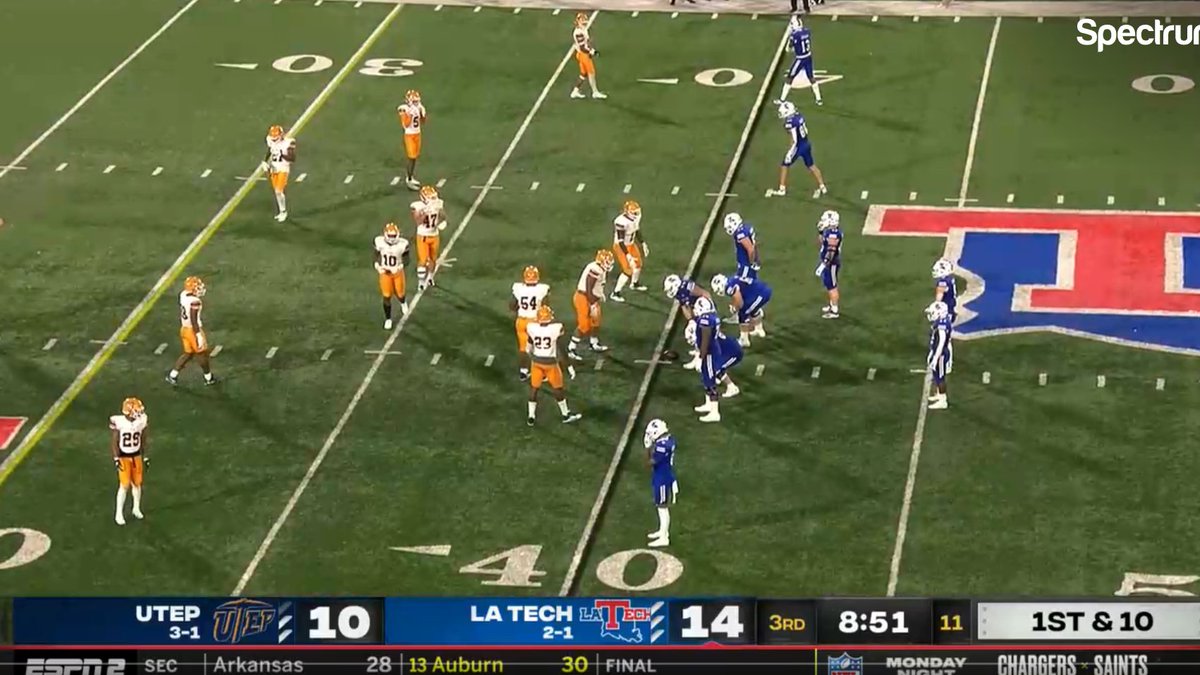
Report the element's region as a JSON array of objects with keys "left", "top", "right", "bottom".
[{"left": 866, "top": 205, "right": 1200, "bottom": 355}]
